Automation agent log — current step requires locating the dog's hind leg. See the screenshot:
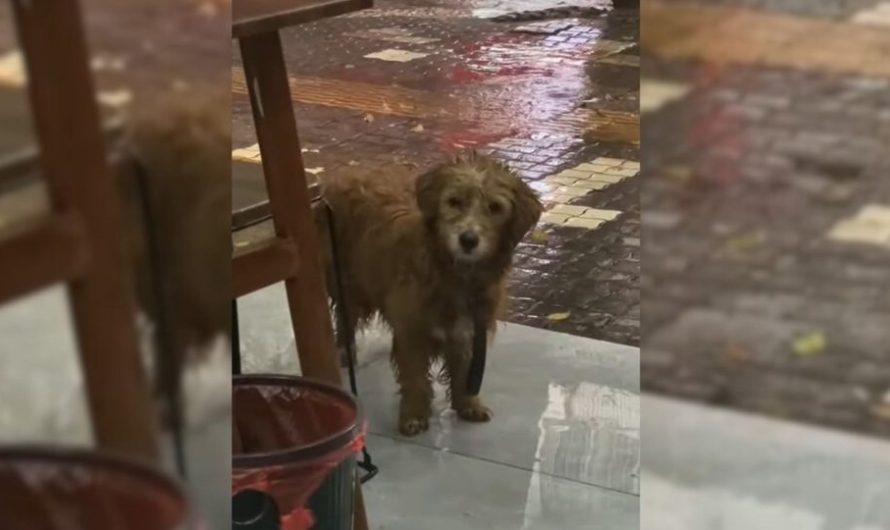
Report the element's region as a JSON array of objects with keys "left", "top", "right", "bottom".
[
  {"left": 391, "top": 330, "right": 435, "bottom": 436},
  {"left": 443, "top": 339, "right": 493, "bottom": 423}
]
